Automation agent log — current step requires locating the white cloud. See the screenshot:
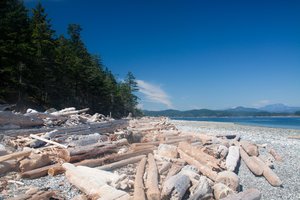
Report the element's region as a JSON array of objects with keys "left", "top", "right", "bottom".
[{"left": 136, "top": 80, "right": 173, "bottom": 108}]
